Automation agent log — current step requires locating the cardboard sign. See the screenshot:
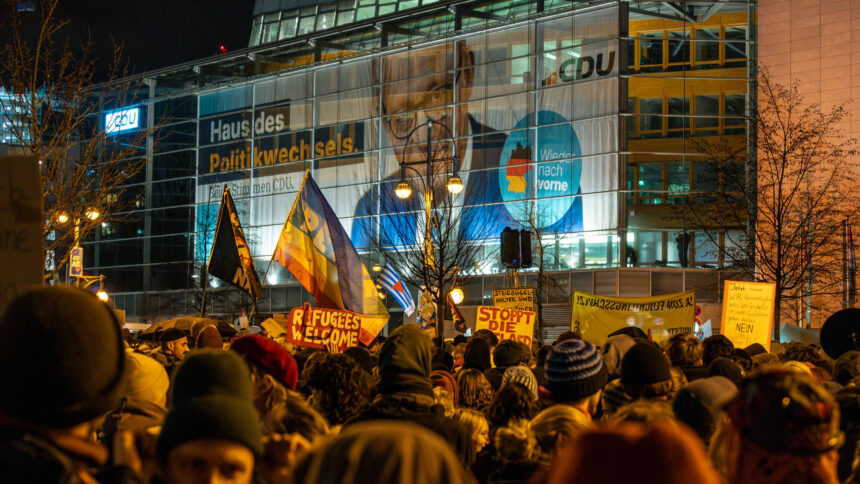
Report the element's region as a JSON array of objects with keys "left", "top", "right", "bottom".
[
  {"left": 493, "top": 287, "right": 535, "bottom": 312},
  {"left": 0, "top": 156, "right": 42, "bottom": 316},
  {"left": 475, "top": 305, "right": 536, "bottom": 347},
  {"left": 286, "top": 303, "right": 361, "bottom": 351},
  {"left": 721, "top": 280, "right": 776, "bottom": 351},
  {"left": 571, "top": 290, "right": 696, "bottom": 345}
]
